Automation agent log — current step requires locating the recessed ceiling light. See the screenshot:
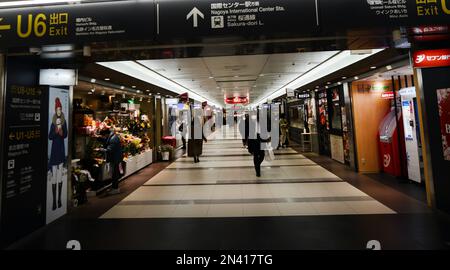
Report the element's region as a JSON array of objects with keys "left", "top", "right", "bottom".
[
  {"left": 354, "top": 76, "right": 359, "bottom": 80},
  {"left": 338, "top": 82, "right": 342, "bottom": 85},
  {"left": 146, "top": 90, "right": 150, "bottom": 92},
  {"left": 91, "top": 88, "right": 95, "bottom": 92},
  {"left": 327, "top": 82, "right": 331, "bottom": 84},
  {"left": 325, "top": 86, "right": 329, "bottom": 89},
  {"left": 132, "top": 85, "right": 136, "bottom": 88},
  {"left": 386, "top": 65, "right": 393, "bottom": 70},
  {"left": 90, "top": 78, "right": 96, "bottom": 83},
  {"left": 314, "top": 89, "right": 318, "bottom": 92},
  {"left": 315, "top": 86, "right": 319, "bottom": 88},
  {"left": 104, "top": 78, "right": 110, "bottom": 81},
  {"left": 209, "top": 76, "right": 214, "bottom": 79},
  {"left": 342, "top": 76, "right": 347, "bottom": 79},
  {"left": 136, "top": 90, "right": 140, "bottom": 93},
  {"left": 149, "top": 93, "right": 152, "bottom": 96},
  {"left": 88, "top": 92, "right": 93, "bottom": 95},
  {"left": 259, "top": 74, "right": 264, "bottom": 77},
  {"left": 370, "top": 66, "right": 376, "bottom": 69},
  {"left": 157, "top": 93, "right": 160, "bottom": 95},
  {"left": 120, "top": 86, "right": 125, "bottom": 90}
]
